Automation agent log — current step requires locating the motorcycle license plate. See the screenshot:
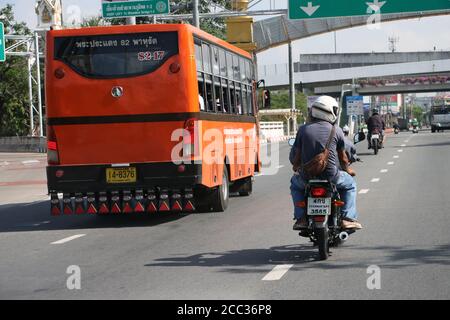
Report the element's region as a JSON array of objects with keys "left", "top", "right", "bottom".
[
  {"left": 307, "top": 198, "right": 331, "bottom": 216},
  {"left": 372, "top": 134, "right": 380, "bottom": 139}
]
